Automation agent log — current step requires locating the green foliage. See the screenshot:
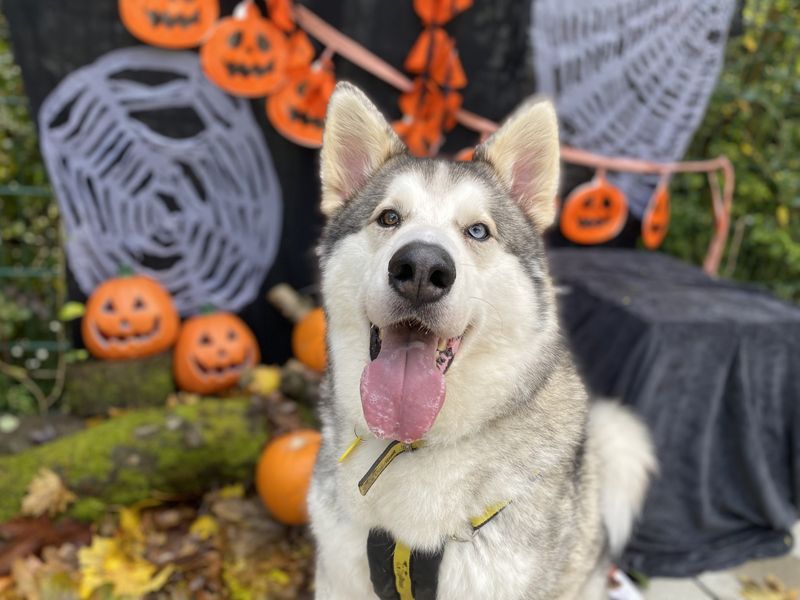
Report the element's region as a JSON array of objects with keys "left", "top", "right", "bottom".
[
  {"left": 0, "top": 11, "right": 66, "bottom": 413},
  {"left": 663, "top": 0, "right": 800, "bottom": 302}
]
